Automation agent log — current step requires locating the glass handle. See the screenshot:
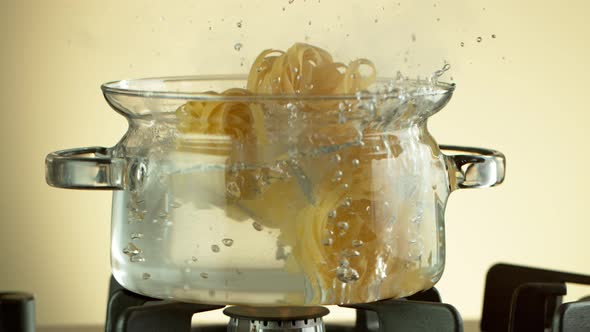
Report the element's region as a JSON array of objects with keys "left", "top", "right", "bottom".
[
  {"left": 45, "top": 147, "right": 125, "bottom": 190},
  {"left": 440, "top": 145, "right": 506, "bottom": 191}
]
